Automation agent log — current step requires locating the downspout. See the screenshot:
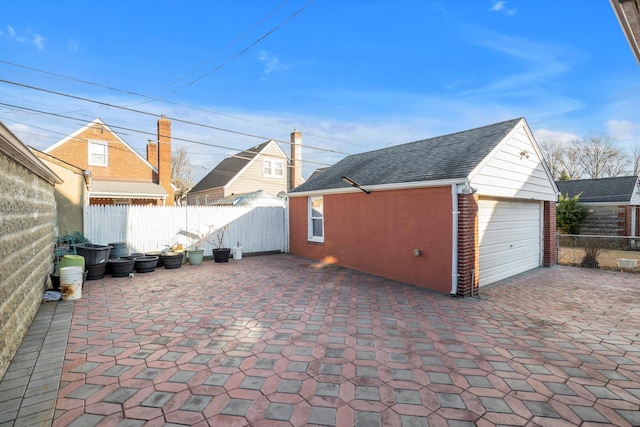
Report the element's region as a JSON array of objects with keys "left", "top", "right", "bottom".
[
  {"left": 632, "top": 205, "right": 637, "bottom": 246},
  {"left": 451, "top": 184, "right": 459, "bottom": 295}
]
